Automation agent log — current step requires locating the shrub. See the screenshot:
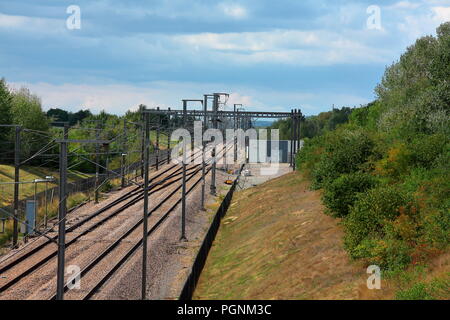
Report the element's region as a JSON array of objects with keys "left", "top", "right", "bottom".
[
  {"left": 322, "top": 172, "right": 378, "bottom": 217},
  {"left": 408, "top": 134, "right": 449, "bottom": 169},
  {"left": 419, "top": 207, "right": 450, "bottom": 250},
  {"left": 374, "top": 143, "right": 412, "bottom": 179},
  {"left": 311, "top": 129, "right": 374, "bottom": 188},
  {"left": 343, "top": 185, "right": 414, "bottom": 261},
  {"left": 296, "top": 136, "right": 324, "bottom": 175}
]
